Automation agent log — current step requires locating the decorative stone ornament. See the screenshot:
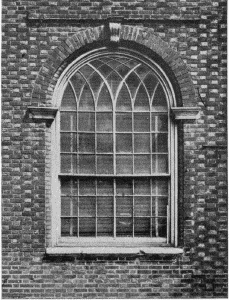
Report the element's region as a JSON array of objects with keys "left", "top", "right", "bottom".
[
  {"left": 27, "top": 106, "right": 58, "bottom": 125},
  {"left": 109, "top": 22, "right": 121, "bottom": 42},
  {"left": 171, "top": 107, "right": 200, "bottom": 120}
]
